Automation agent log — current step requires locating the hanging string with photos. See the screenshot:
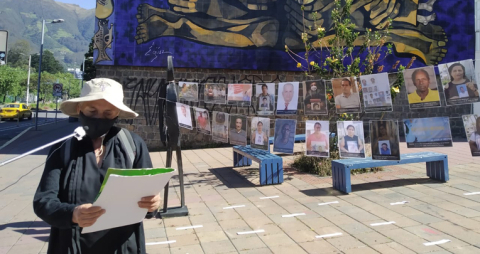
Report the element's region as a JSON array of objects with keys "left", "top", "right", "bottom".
[{"left": 171, "top": 58, "right": 480, "bottom": 158}]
